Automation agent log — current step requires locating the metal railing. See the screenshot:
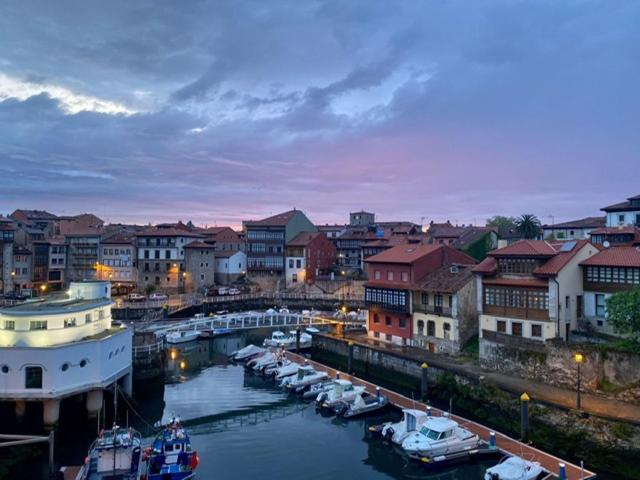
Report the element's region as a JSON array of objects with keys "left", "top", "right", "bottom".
[{"left": 132, "top": 339, "right": 164, "bottom": 358}]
